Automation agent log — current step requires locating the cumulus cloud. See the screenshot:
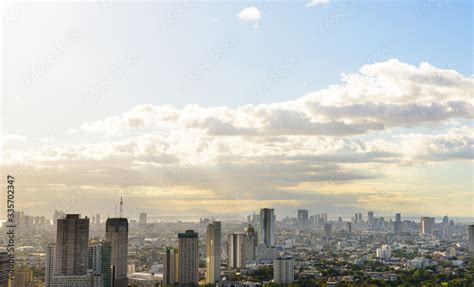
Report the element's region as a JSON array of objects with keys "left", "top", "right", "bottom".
[
  {"left": 237, "top": 6, "right": 261, "bottom": 23},
  {"left": 79, "top": 59, "right": 473, "bottom": 137},
  {"left": 2, "top": 59, "right": 472, "bottom": 217},
  {"left": 0, "top": 132, "right": 27, "bottom": 147}
]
